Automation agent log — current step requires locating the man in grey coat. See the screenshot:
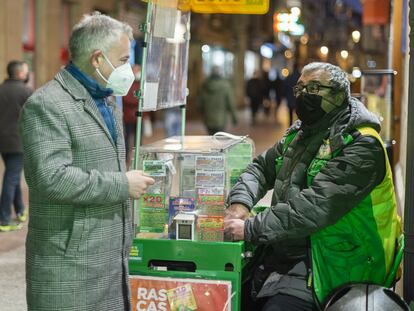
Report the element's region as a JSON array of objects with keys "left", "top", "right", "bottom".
[{"left": 20, "top": 13, "right": 154, "bottom": 310}]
